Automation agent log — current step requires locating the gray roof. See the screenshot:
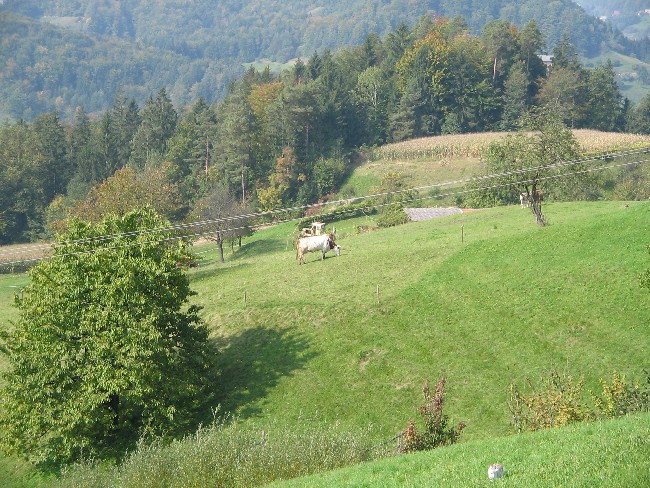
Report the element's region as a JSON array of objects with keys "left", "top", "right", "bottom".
[{"left": 403, "top": 207, "right": 463, "bottom": 221}]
